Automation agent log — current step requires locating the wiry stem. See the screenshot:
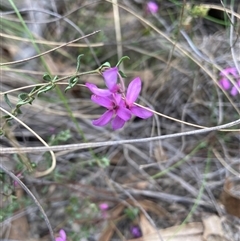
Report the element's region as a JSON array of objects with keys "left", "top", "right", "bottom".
[{"left": 0, "top": 163, "right": 55, "bottom": 241}]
